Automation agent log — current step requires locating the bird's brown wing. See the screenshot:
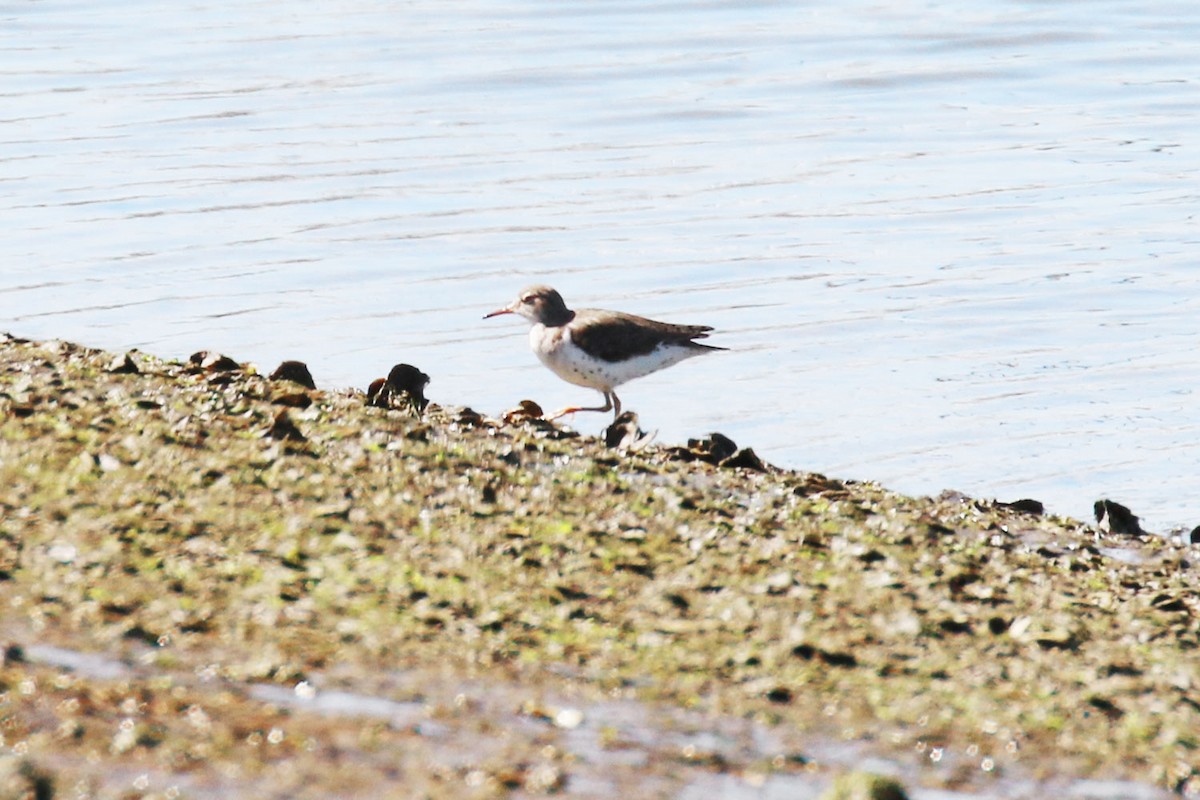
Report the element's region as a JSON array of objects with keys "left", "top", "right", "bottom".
[{"left": 571, "top": 310, "right": 722, "bottom": 363}]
